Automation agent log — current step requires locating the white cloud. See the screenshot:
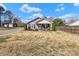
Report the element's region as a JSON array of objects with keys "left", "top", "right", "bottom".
[
  {"left": 73, "top": 3, "right": 79, "bottom": 6},
  {"left": 0, "top": 4, "right": 7, "bottom": 10},
  {"left": 58, "top": 13, "right": 79, "bottom": 22},
  {"left": 55, "top": 8, "right": 60, "bottom": 12},
  {"left": 58, "top": 13, "right": 78, "bottom": 18},
  {"left": 55, "top": 7, "right": 65, "bottom": 12},
  {"left": 47, "top": 16, "right": 51, "bottom": 18},
  {"left": 55, "top": 4, "right": 65, "bottom": 12},
  {"left": 20, "top": 4, "right": 42, "bottom": 13},
  {"left": 60, "top": 7, "right": 65, "bottom": 10},
  {"left": 29, "top": 13, "right": 43, "bottom": 18},
  {"left": 57, "top": 4, "right": 64, "bottom": 7}
]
